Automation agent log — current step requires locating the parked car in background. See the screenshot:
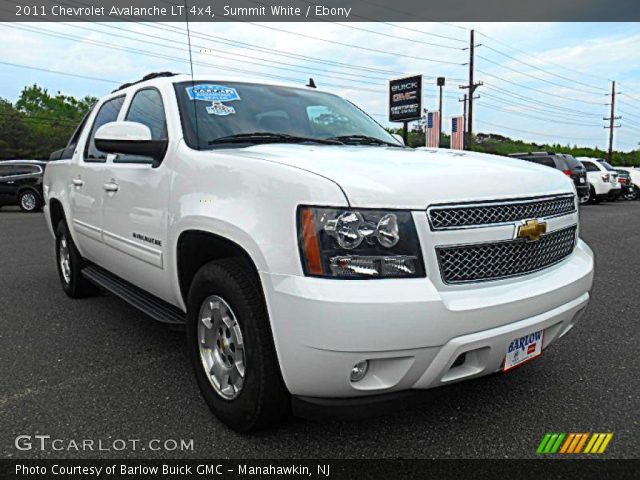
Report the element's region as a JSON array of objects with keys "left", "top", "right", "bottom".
[
  {"left": 0, "top": 160, "right": 47, "bottom": 212},
  {"left": 616, "top": 167, "right": 640, "bottom": 200},
  {"left": 507, "top": 152, "right": 589, "bottom": 204},
  {"left": 614, "top": 170, "right": 636, "bottom": 200},
  {"left": 577, "top": 157, "right": 621, "bottom": 204}
]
